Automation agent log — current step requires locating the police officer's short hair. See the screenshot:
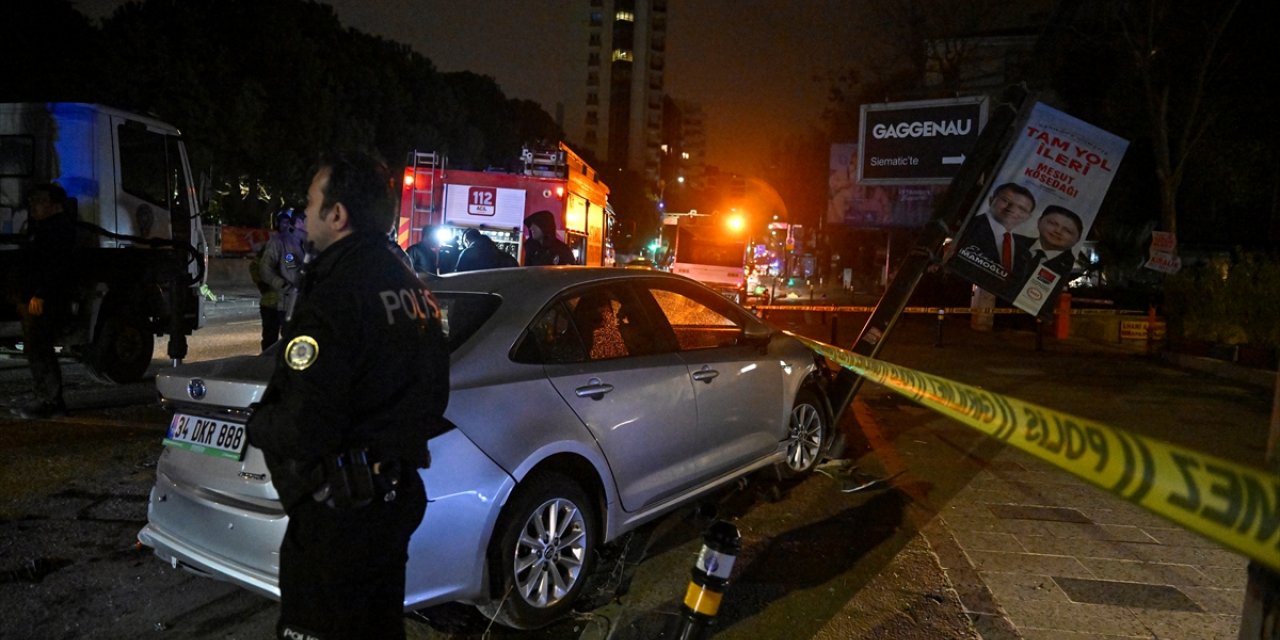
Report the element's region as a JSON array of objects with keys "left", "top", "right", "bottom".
[{"left": 318, "top": 152, "right": 394, "bottom": 235}]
